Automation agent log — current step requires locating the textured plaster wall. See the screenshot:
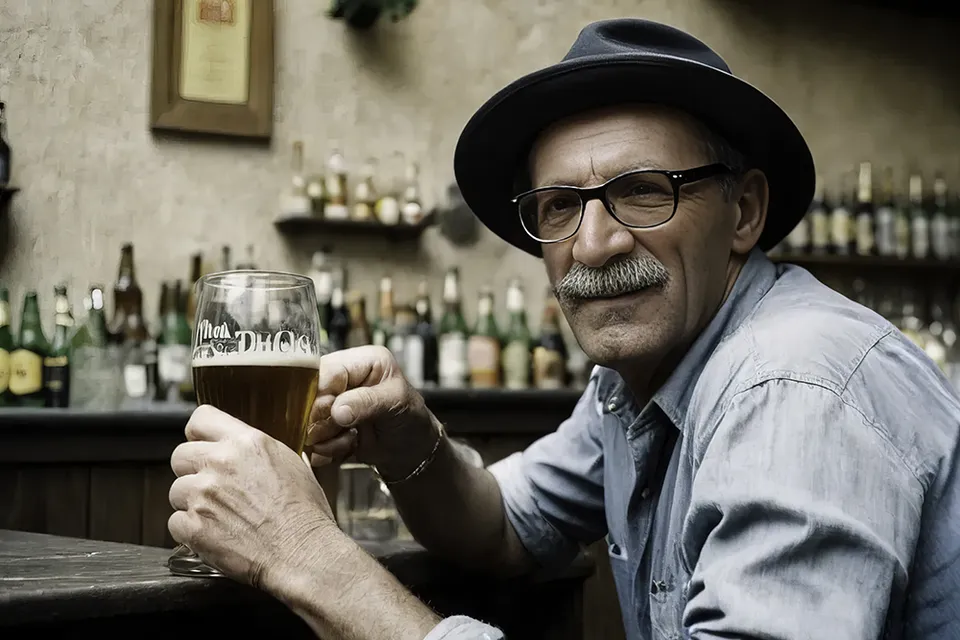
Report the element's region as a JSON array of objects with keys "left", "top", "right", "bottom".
[{"left": 0, "top": 0, "right": 958, "bottom": 329}]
